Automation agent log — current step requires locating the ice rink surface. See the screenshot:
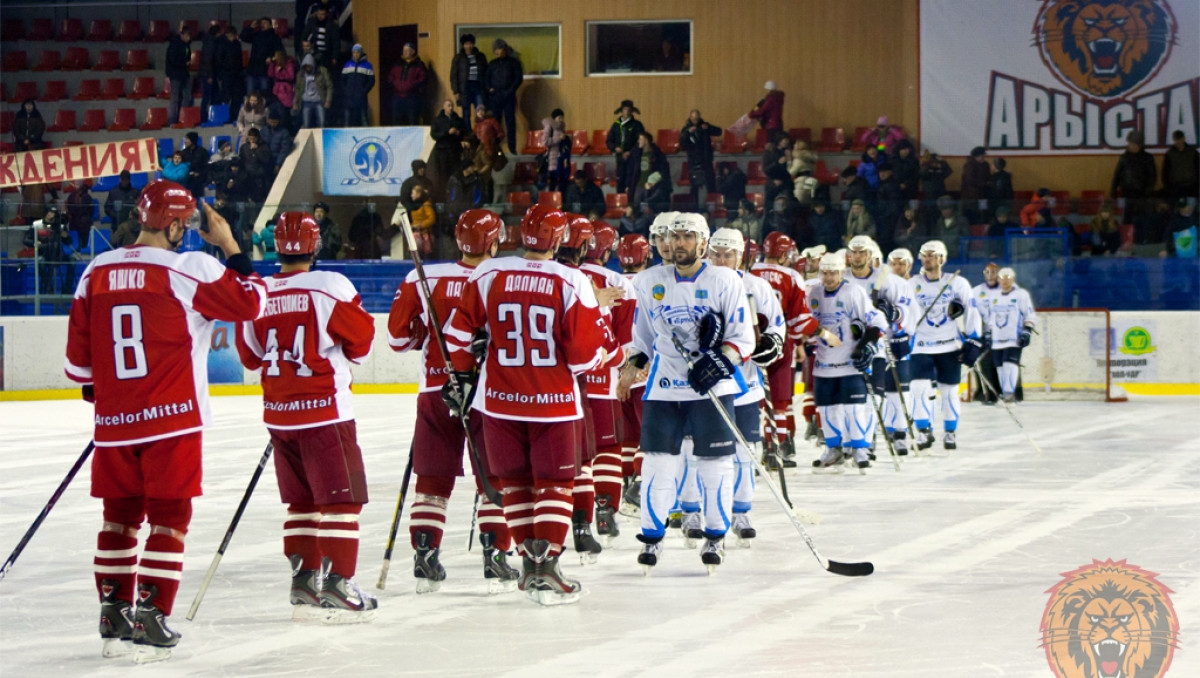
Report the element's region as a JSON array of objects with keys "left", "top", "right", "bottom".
[{"left": 2, "top": 394, "right": 1198, "bottom": 677}]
